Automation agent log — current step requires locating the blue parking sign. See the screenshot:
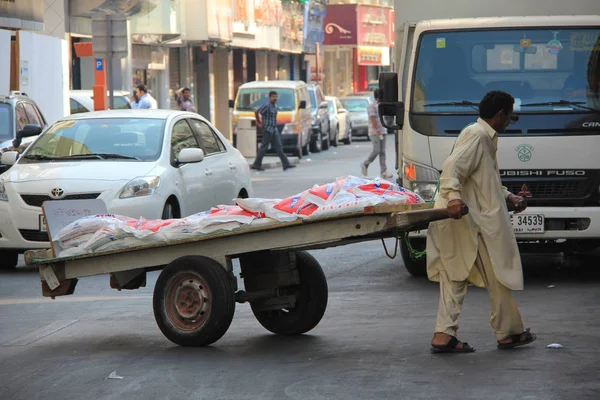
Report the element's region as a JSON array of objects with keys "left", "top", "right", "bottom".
[{"left": 95, "top": 59, "right": 103, "bottom": 71}]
